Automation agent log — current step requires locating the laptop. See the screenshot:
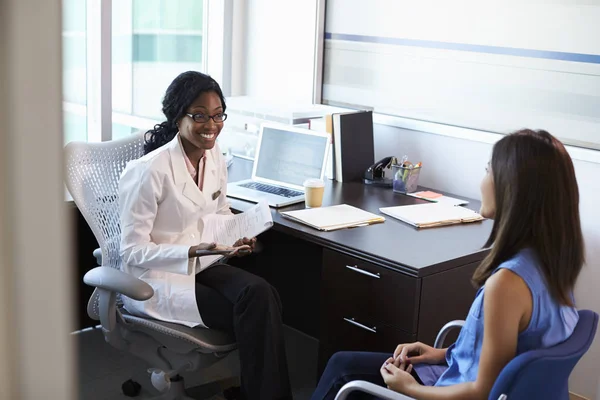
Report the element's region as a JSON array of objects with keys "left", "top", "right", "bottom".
[{"left": 227, "top": 122, "right": 330, "bottom": 208}]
